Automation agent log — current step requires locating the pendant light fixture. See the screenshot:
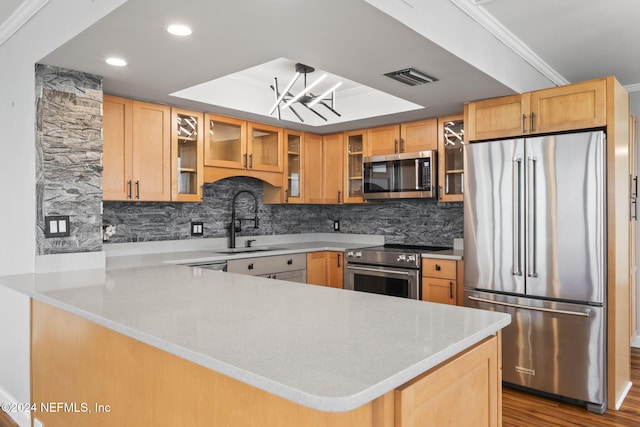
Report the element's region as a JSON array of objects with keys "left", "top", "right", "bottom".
[{"left": 269, "top": 63, "right": 342, "bottom": 123}]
